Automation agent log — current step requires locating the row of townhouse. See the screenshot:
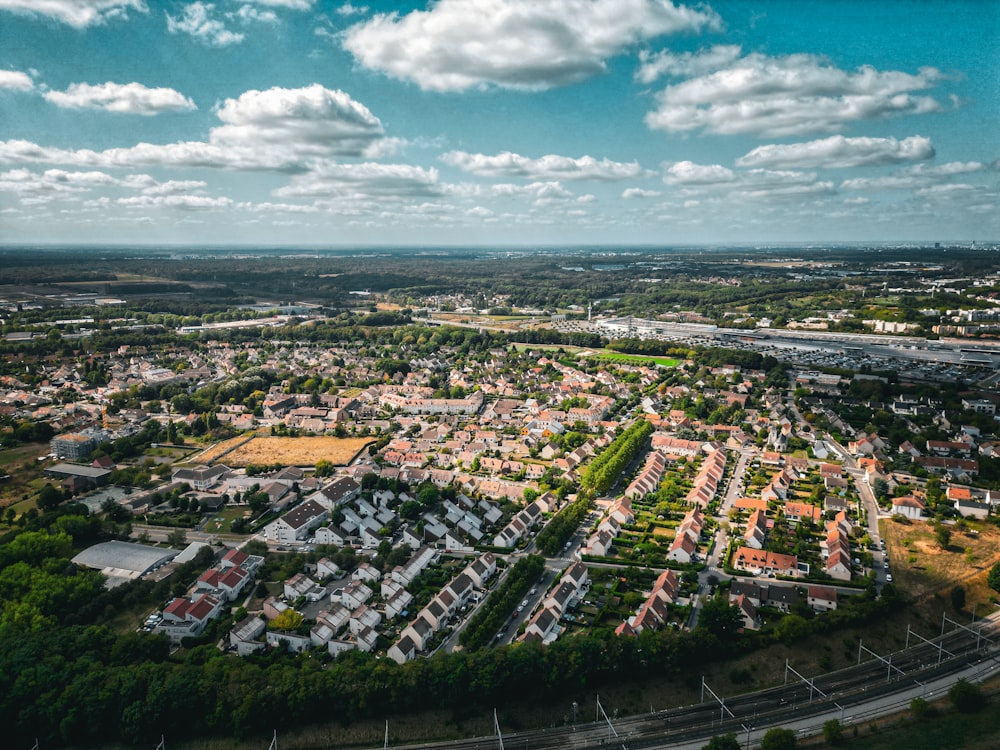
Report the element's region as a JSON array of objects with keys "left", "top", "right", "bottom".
[
  {"left": 521, "top": 562, "right": 589, "bottom": 643},
  {"left": 650, "top": 433, "right": 704, "bottom": 458},
  {"left": 821, "top": 511, "right": 853, "bottom": 581},
  {"left": 731, "top": 547, "right": 801, "bottom": 578},
  {"left": 378, "top": 388, "right": 484, "bottom": 415},
  {"left": 493, "top": 497, "right": 548, "bottom": 548},
  {"left": 616, "top": 569, "right": 681, "bottom": 636},
  {"left": 388, "top": 552, "right": 497, "bottom": 664},
  {"left": 584, "top": 496, "right": 634, "bottom": 557},
  {"left": 685, "top": 448, "right": 728, "bottom": 508},
  {"left": 667, "top": 507, "right": 704, "bottom": 563},
  {"left": 625, "top": 450, "right": 667, "bottom": 499}
]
